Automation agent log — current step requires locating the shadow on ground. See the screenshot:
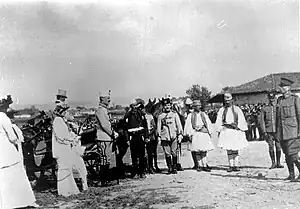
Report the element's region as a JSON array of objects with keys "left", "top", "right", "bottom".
[{"left": 211, "top": 173, "right": 285, "bottom": 181}]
